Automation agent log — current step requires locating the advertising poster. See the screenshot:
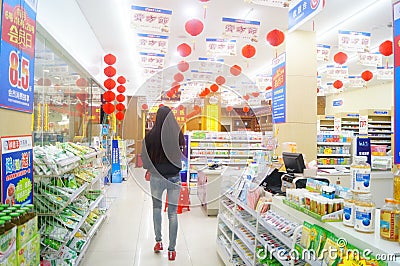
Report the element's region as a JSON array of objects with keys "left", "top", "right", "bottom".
[
  {"left": 245, "top": 0, "right": 291, "bottom": 8},
  {"left": 130, "top": 5, "right": 172, "bottom": 33},
  {"left": 198, "top": 57, "right": 224, "bottom": 74},
  {"left": 136, "top": 33, "right": 168, "bottom": 54},
  {"left": 111, "top": 139, "right": 122, "bottom": 183},
  {"left": 357, "top": 52, "right": 382, "bottom": 66},
  {"left": 139, "top": 52, "right": 165, "bottom": 69},
  {"left": 348, "top": 76, "right": 364, "bottom": 88},
  {"left": 272, "top": 53, "right": 286, "bottom": 124},
  {"left": 0, "top": 0, "right": 38, "bottom": 113},
  {"left": 222, "top": 17, "right": 260, "bottom": 42},
  {"left": 338, "top": 30, "right": 371, "bottom": 53},
  {"left": 376, "top": 66, "right": 393, "bottom": 80},
  {"left": 288, "top": 0, "right": 325, "bottom": 32},
  {"left": 317, "top": 44, "right": 330, "bottom": 61},
  {"left": 206, "top": 38, "right": 237, "bottom": 56},
  {"left": 1, "top": 135, "right": 33, "bottom": 205},
  {"left": 356, "top": 137, "right": 371, "bottom": 166},
  {"left": 206, "top": 104, "right": 219, "bottom": 132},
  {"left": 394, "top": 0, "right": 400, "bottom": 164},
  {"left": 326, "top": 65, "right": 348, "bottom": 79}
]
